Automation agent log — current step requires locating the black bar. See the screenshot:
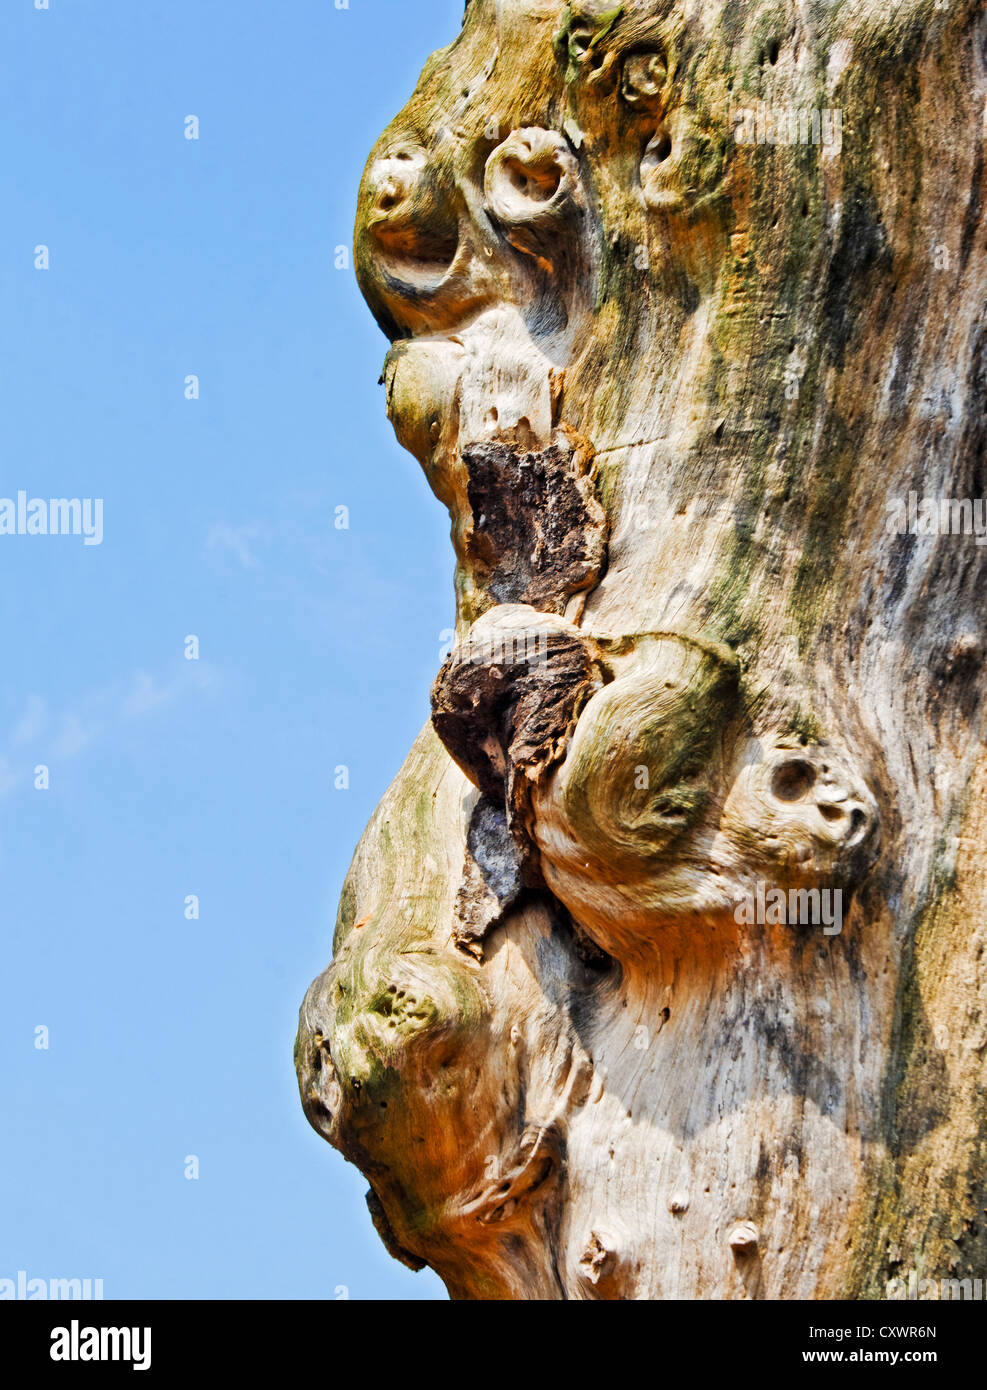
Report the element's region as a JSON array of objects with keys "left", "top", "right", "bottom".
[{"left": 1, "top": 1297, "right": 981, "bottom": 1374}]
